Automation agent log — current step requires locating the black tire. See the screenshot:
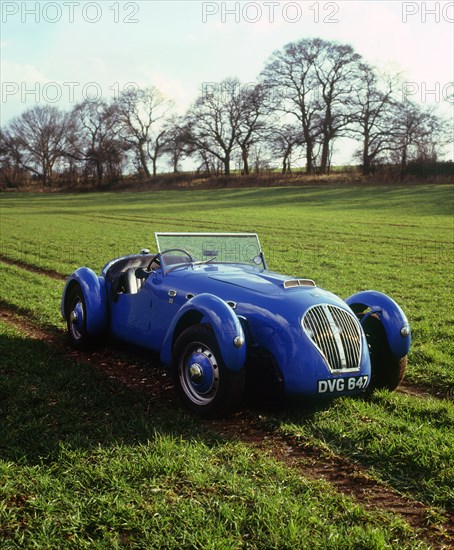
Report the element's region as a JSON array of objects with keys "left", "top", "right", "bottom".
[
  {"left": 65, "top": 284, "right": 92, "bottom": 350},
  {"left": 363, "top": 315, "right": 407, "bottom": 392},
  {"left": 171, "top": 324, "right": 245, "bottom": 418}
]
